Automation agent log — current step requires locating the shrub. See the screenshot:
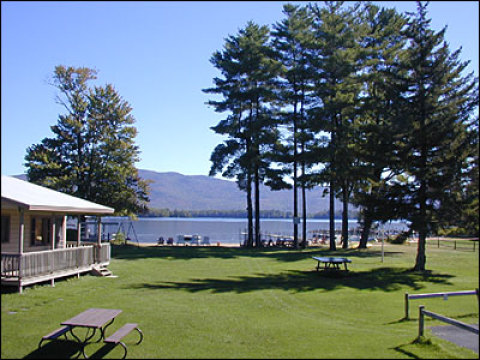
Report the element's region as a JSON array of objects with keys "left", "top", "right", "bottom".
[{"left": 110, "top": 232, "right": 126, "bottom": 245}]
